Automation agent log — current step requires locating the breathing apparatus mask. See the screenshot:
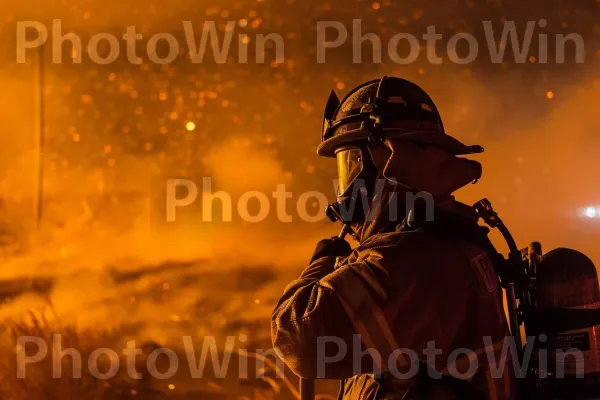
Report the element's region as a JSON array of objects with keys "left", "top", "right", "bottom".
[{"left": 326, "top": 143, "right": 384, "bottom": 226}]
